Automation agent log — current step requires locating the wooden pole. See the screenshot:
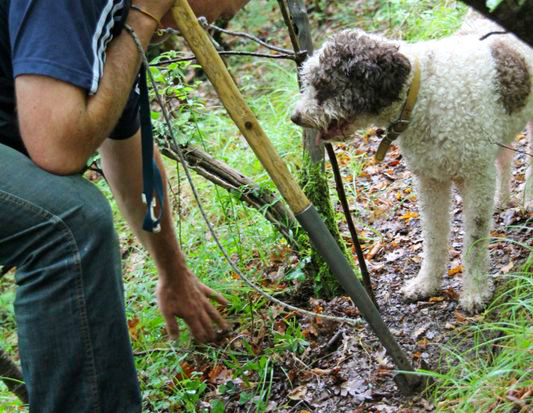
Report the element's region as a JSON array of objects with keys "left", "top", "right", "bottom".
[{"left": 171, "top": 1, "right": 310, "bottom": 215}]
